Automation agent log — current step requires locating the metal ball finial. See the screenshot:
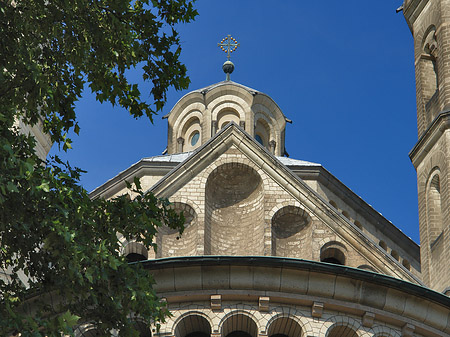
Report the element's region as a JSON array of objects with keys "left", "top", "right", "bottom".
[{"left": 218, "top": 35, "right": 240, "bottom": 81}]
